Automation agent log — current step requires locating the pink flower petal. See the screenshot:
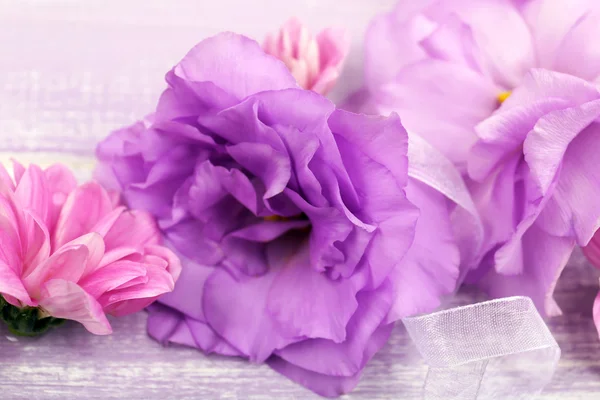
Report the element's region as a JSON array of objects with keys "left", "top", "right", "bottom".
[
  {"left": 20, "top": 210, "right": 51, "bottom": 278},
  {"left": 23, "top": 233, "right": 103, "bottom": 297},
  {"left": 583, "top": 230, "right": 600, "bottom": 269},
  {"left": 79, "top": 260, "right": 149, "bottom": 299},
  {"left": 143, "top": 244, "right": 182, "bottom": 282},
  {"left": 103, "top": 210, "right": 161, "bottom": 251},
  {"left": 0, "top": 259, "right": 33, "bottom": 306},
  {"left": 0, "top": 164, "right": 15, "bottom": 192},
  {"left": 14, "top": 164, "right": 50, "bottom": 226},
  {"left": 39, "top": 279, "right": 112, "bottom": 335},
  {"left": 53, "top": 182, "right": 114, "bottom": 250},
  {"left": 594, "top": 288, "right": 600, "bottom": 339},
  {"left": 11, "top": 160, "right": 26, "bottom": 186},
  {"left": 43, "top": 164, "right": 77, "bottom": 231},
  {"left": 97, "top": 264, "right": 176, "bottom": 316}
]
